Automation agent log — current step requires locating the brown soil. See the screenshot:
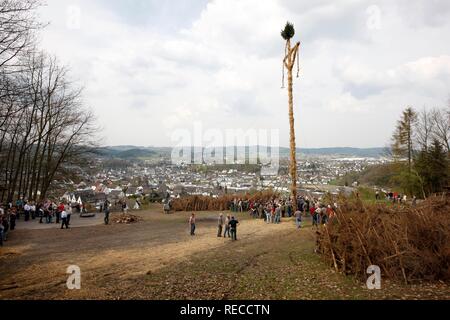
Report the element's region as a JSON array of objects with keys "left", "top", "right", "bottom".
[{"left": 0, "top": 206, "right": 448, "bottom": 300}]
